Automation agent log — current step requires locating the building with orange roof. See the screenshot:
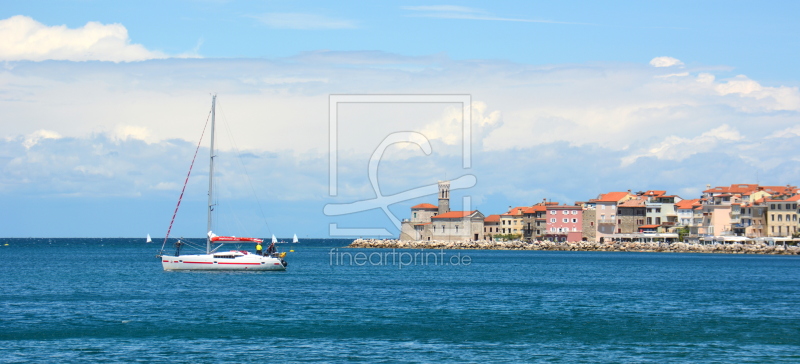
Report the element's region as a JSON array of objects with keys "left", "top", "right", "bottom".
[
  {"left": 483, "top": 214, "right": 501, "bottom": 241},
  {"left": 430, "top": 210, "right": 486, "bottom": 241},
  {"left": 675, "top": 199, "right": 701, "bottom": 227},
  {"left": 522, "top": 204, "right": 547, "bottom": 241},
  {"left": 409, "top": 203, "right": 438, "bottom": 223},
  {"left": 594, "top": 191, "right": 634, "bottom": 242},
  {"left": 699, "top": 183, "right": 797, "bottom": 239},
  {"left": 740, "top": 197, "right": 768, "bottom": 238},
  {"left": 617, "top": 197, "right": 647, "bottom": 234},
  {"left": 765, "top": 195, "right": 799, "bottom": 237},
  {"left": 500, "top": 206, "right": 527, "bottom": 238},
  {"left": 400, "top": 180, "right": 486, "bottom": 242}
]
